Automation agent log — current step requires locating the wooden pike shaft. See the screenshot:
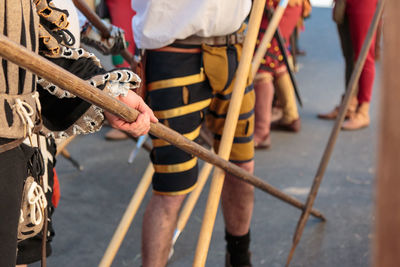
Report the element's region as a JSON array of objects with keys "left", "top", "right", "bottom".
[
  {"left": 374, "top": 0, "right": 400, "bottom": 265},
  {"left": 0, "top": 34, "right": 325, "bottom": 218},
  {"left": 250, "top": 0, "right": 288, "bottom": 79},
  {"left": 83, "top": 0, "right": 95, "bottom": 10},
  {"left": 173, "top": 162, "right": 214, "bottom": 246},
  {"left": 56, "top": 135, "right": 76, "bottom": 156},
  {"left": 99, "top": 163, "right": 154, "bottom": 267},
  {"left": 72, "top": 0, "right": 134, "bottom": 66},
  {"left": 193, "top": 0, "right": 266, "bottom": 265},
  {"left": 285, "top": 1, "right": 385, "bottom": 266}
]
